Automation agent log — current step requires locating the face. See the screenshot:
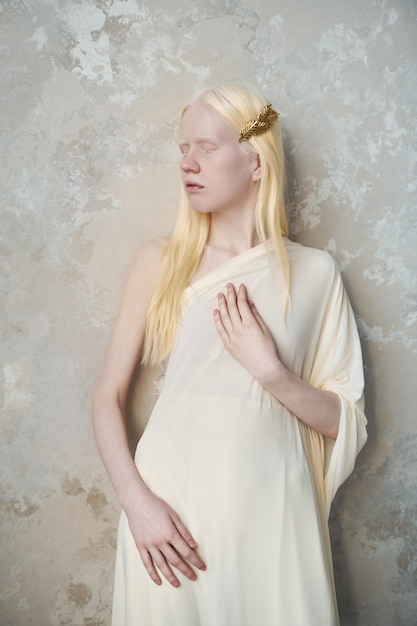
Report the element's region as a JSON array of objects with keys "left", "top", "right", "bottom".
[{"left": 178, "top": 100, "right": 261, "bottom": 215}]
